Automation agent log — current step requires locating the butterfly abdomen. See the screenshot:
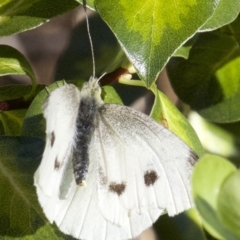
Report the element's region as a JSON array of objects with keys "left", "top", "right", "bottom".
[{"left": 72, "top": 95, "right": 99, "bottom": 185}]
